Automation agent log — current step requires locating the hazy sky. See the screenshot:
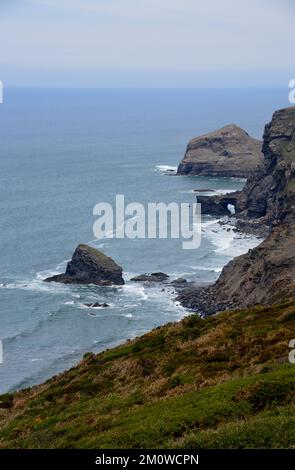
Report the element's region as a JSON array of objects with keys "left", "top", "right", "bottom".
[{"left": 0, "top": 0, "right": 294, "bottom": 87}]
